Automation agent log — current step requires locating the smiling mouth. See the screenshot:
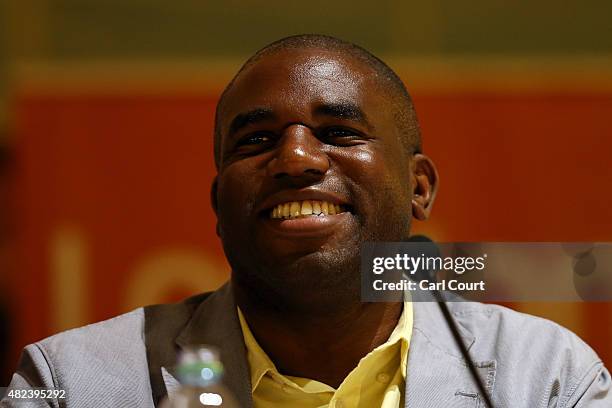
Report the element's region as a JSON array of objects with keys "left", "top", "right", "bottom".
[{"left": 270, "top": 200, "right": 349, "bottom": 219}]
